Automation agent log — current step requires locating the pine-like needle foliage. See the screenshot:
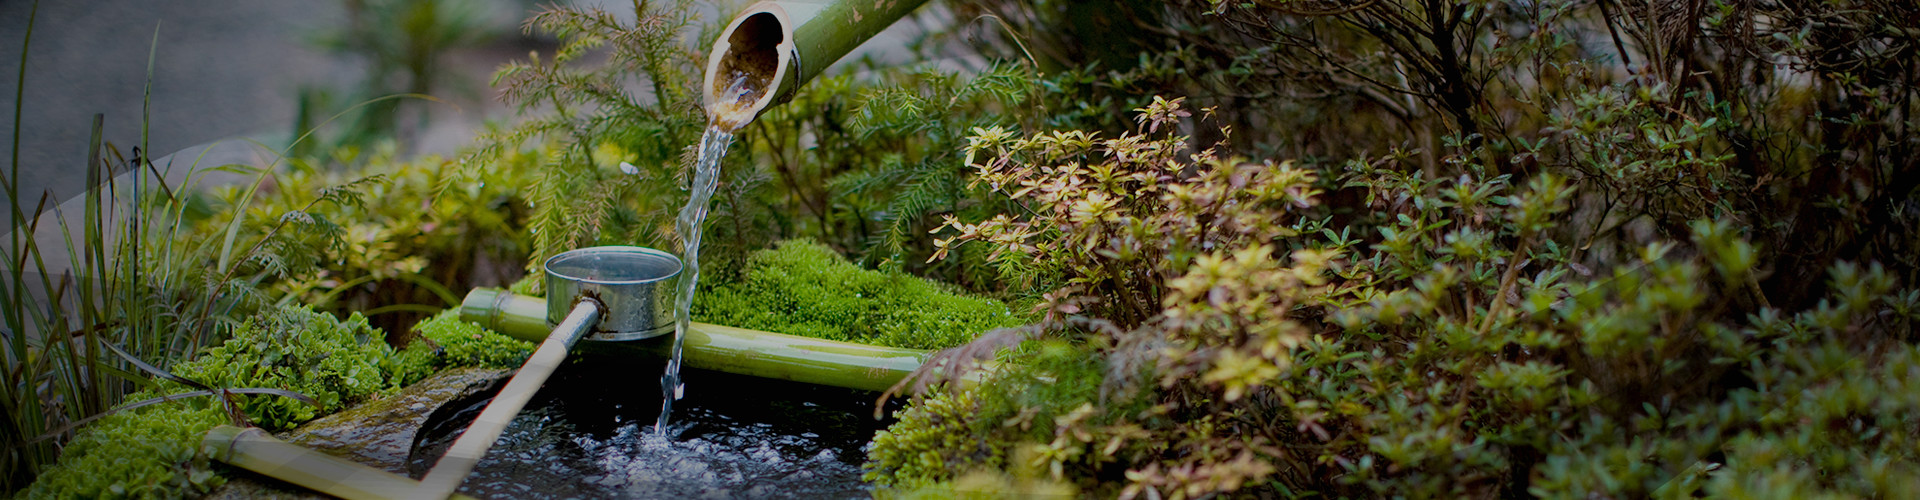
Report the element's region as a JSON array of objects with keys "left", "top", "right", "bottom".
[
  {"left": 462, "top": 0, "right": 709, "bottom": 285},
  {"left": 738, "top": 63, "right": 1042, "bottom": 288}
]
